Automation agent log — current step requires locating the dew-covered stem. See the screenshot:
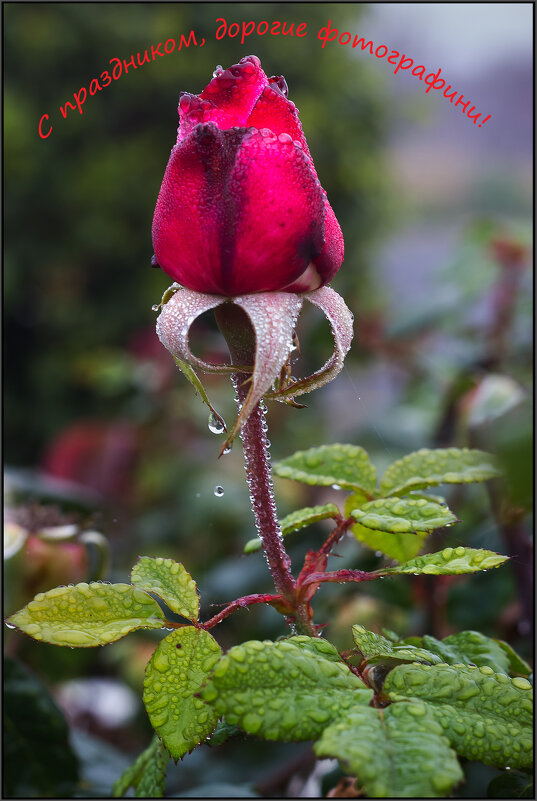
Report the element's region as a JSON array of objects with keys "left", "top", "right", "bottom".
[{"left": 215, "top": 303, "right": 316, "bottom": 636}]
